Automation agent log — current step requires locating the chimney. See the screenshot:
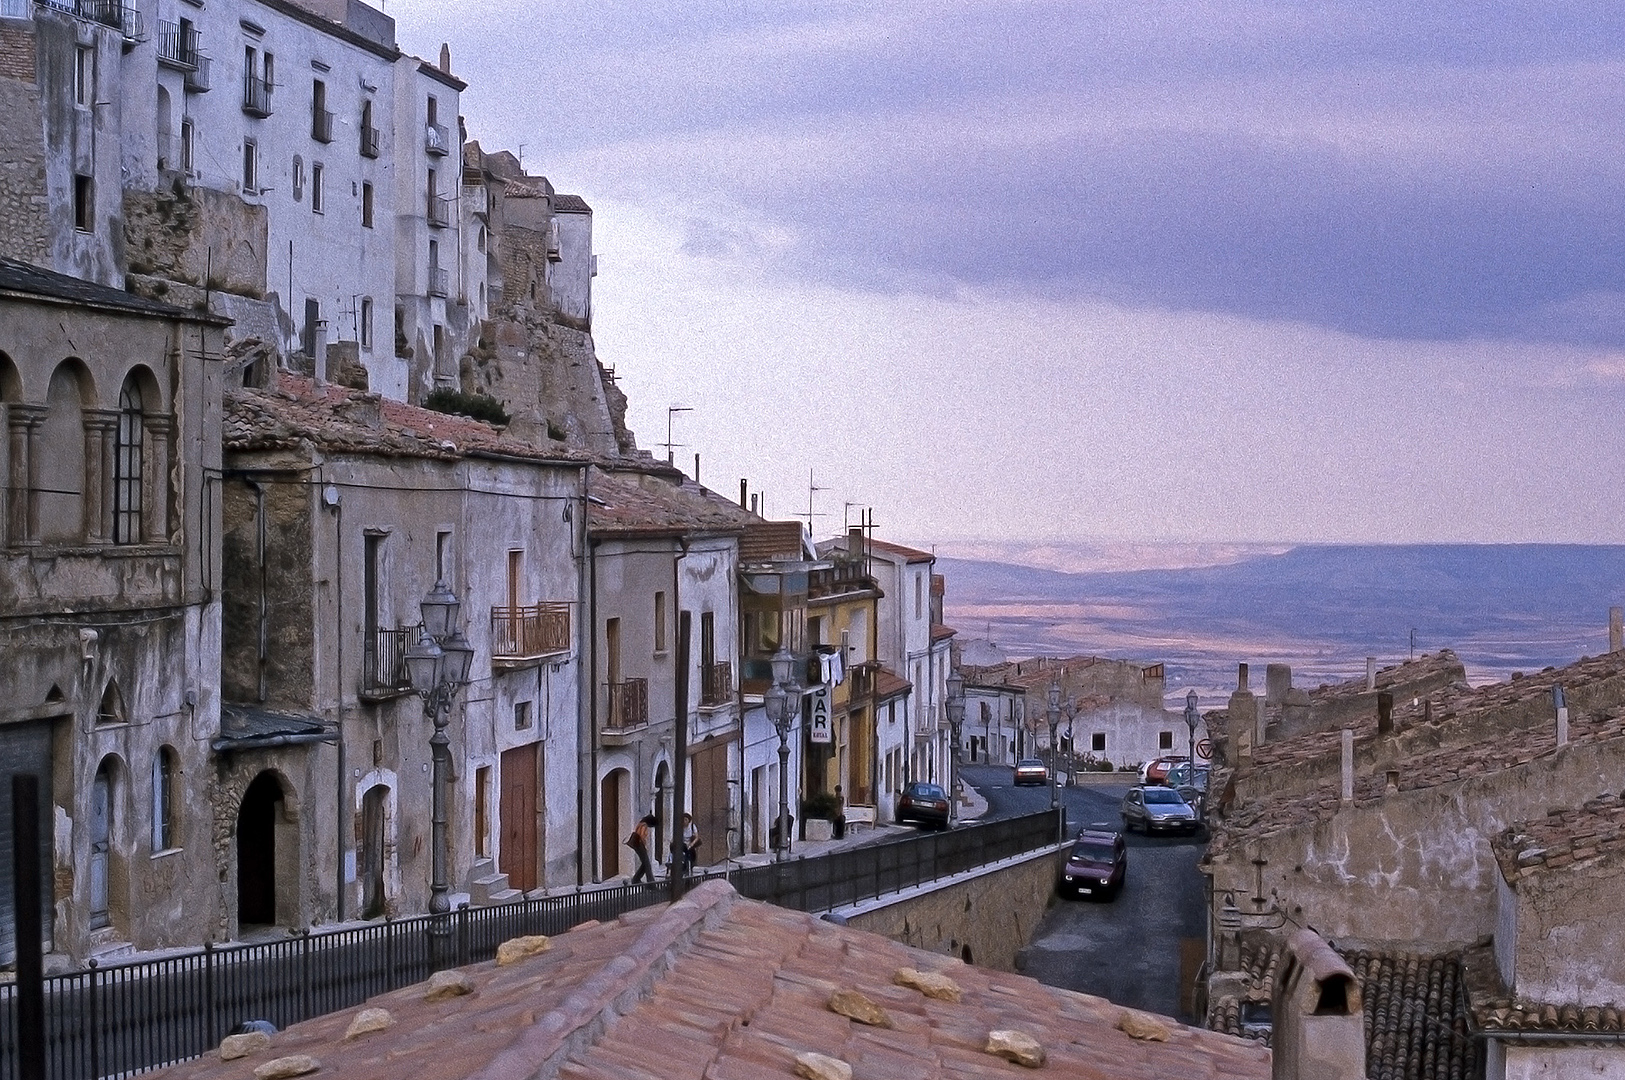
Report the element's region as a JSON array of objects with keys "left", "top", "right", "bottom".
[
  {"left": 1230, "top": 663, "right": 1259, "bottom": 758},
  {"left": 848, "top": 525, "right": 864, "bottom": 558},
  {"left": 739, "top": 479, "right": 747, "bottom": 510},
  {"left": 1611, "top": 607, "right": 1623, "bottom": 653},
  {"left": 1554, "top": 685, "right": 1569, "bottom": 747},
  {"left": 1340, "top": 729, "right": 1354, "bottom": 805},
  {"left": 1266, "top": 663, "right": 1292, "bottom": 707},
  {"left": 750, "top": 493, "right": 758, "bottom": 514},
  {"left": 1272, "top": 930, "right": 1365, "bottom": 1080},
  {"left": 1365, "top": 656, "right": 1377, "bottom": 692},
  {"left": 1376, "top": 692, "right": 1394, "bottom": 735},
  {"left": 693, "top": 452, "right": 700, "bottom": 484},
  {"left": 439, "top": 43, "right": 451, "bottom": 74},
  {"left": 1238, "top": 663, "right": 1250, "bottom": 692}
]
